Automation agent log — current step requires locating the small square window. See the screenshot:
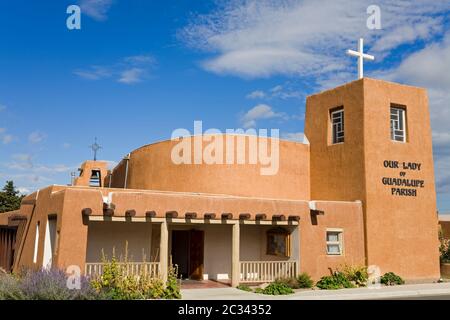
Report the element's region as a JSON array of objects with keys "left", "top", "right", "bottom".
[
  {"left": 326, "top": 230, "right": 343, "bottom": 255},
  {"left": 390, "top": 105, "right": 407, "bottom": 142},
  {"left": 330, "top": 108, "right": 344, "bottom": 144}
]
